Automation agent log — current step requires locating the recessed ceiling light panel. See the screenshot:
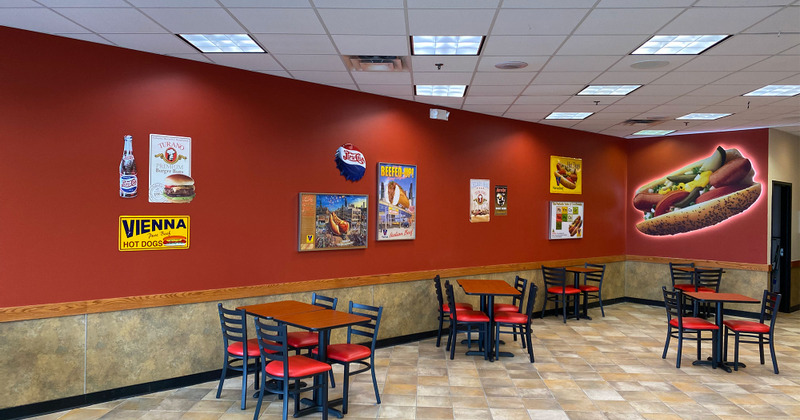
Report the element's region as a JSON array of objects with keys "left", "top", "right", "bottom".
[
  {"left": 632, "top": 130, "right": 676, "bottom": 136},
  {"left": 676, "top": 113, "right": 731, "bottom": 120},
  {"left": 545, "top": 112, "right": 593, "bottom": 120},
  {"left": 578, "top": 85, "right": 641, "bottom": 96},
  {"left": 179, "top": 34, "right": 264, "bottom": 53},
  {"left": 415, "top": 85, "right": 467, "bottom": 97},
  {"left": 743, "top": 85, "right": 800, "bottom": 97},
  {"left": 411, "top": 36, "right": 484, "bottom": 56},
  {"left": 632, "top": 35, "right": 728, "bottom": 55}
]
